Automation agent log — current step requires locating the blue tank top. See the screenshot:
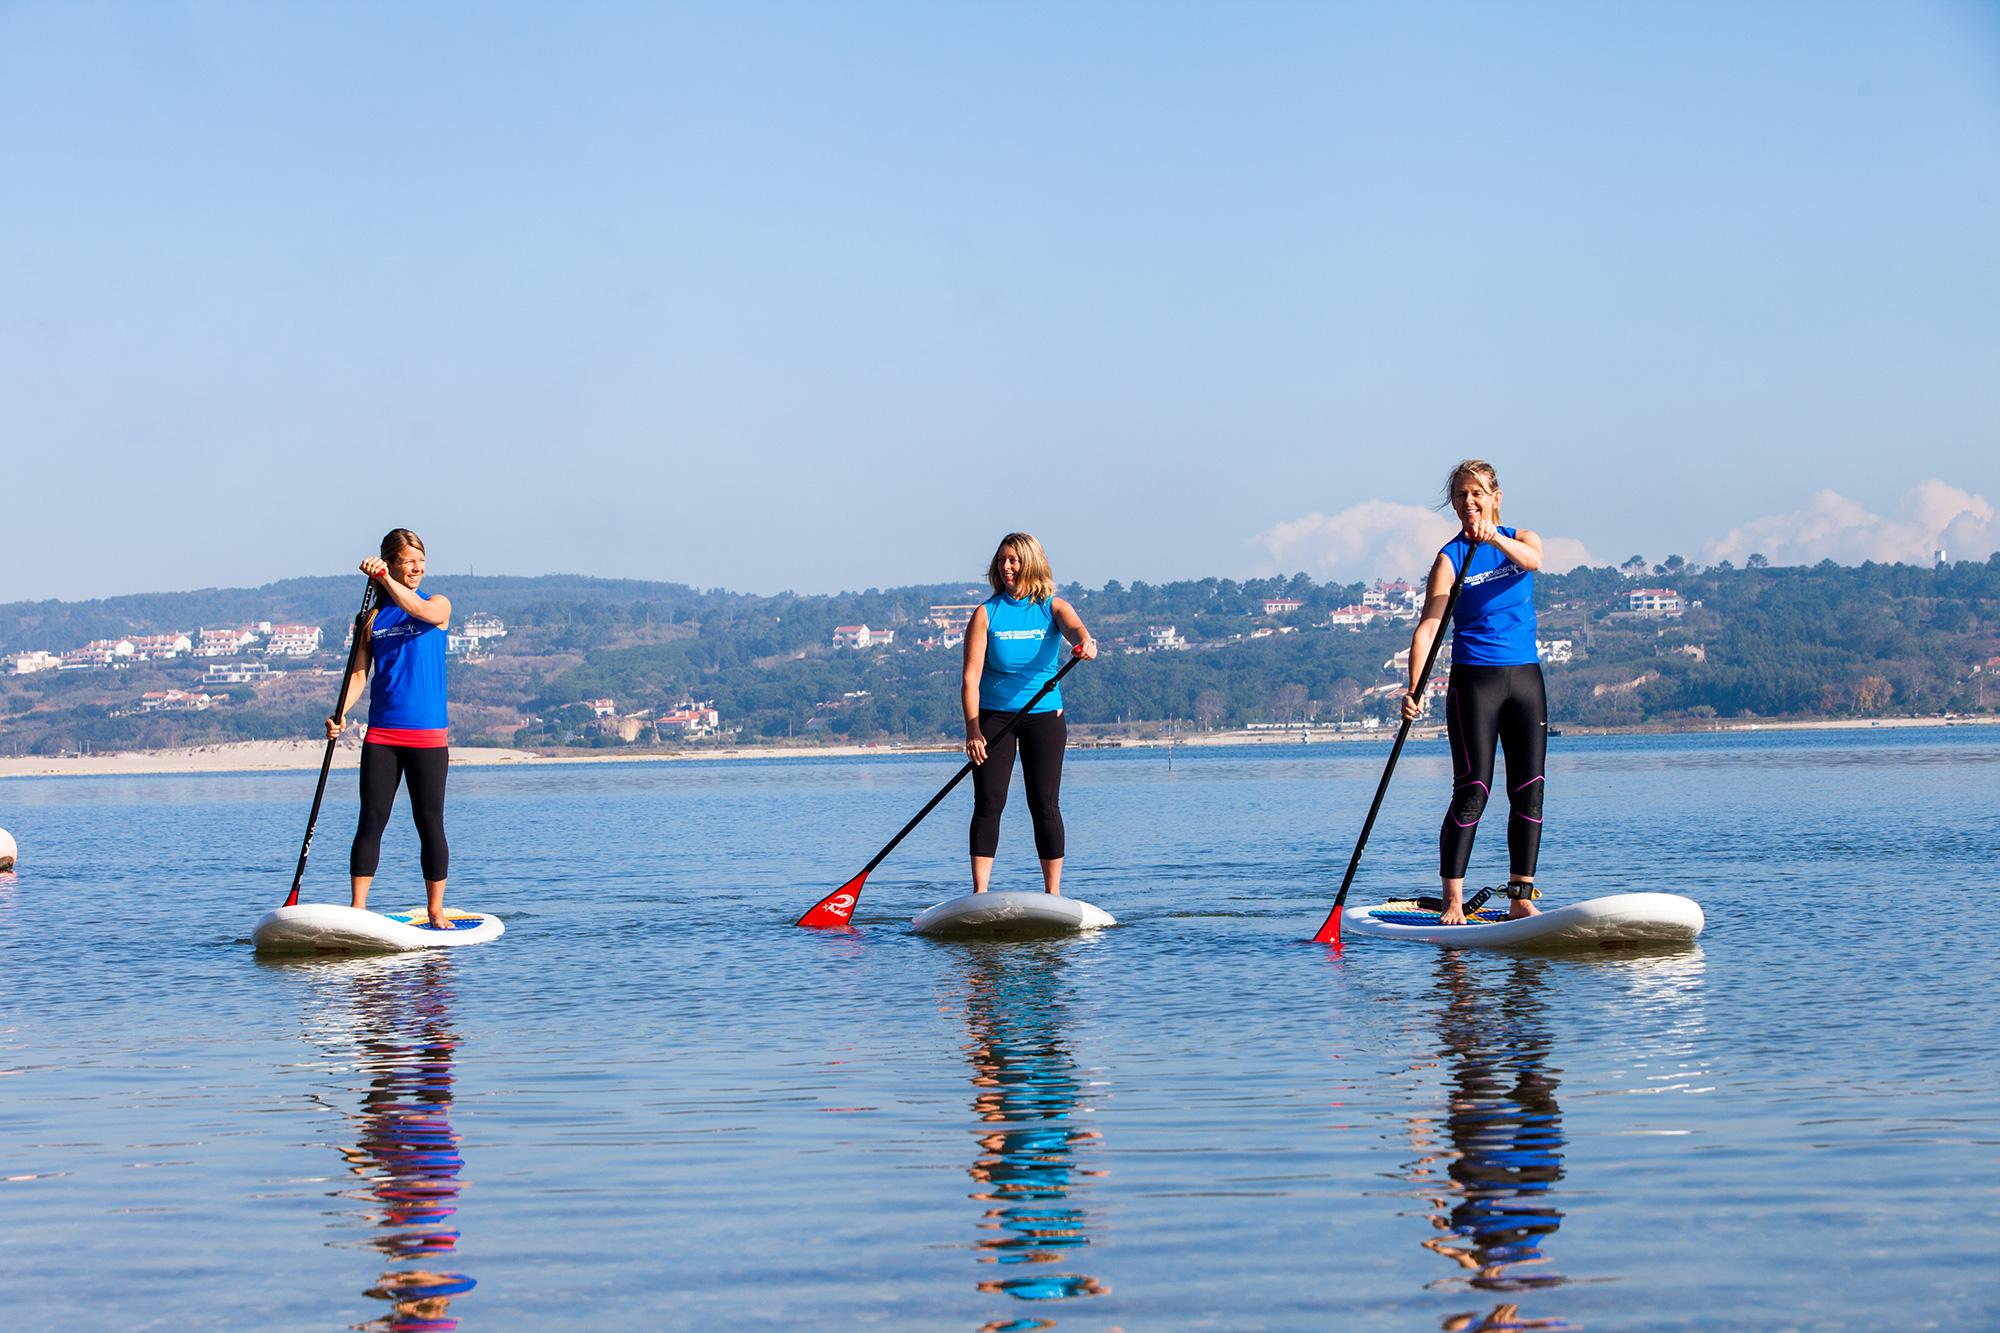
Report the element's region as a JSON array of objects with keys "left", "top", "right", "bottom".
[
  {"left": 979, "top": 594, "right": 1064, "bottom": 713},
  {"left": 1442, "top": 527, "right": 1539, "bottom": 666},
  {"left": 368, "top": 594, "right": 450, "bottom": 729}
]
